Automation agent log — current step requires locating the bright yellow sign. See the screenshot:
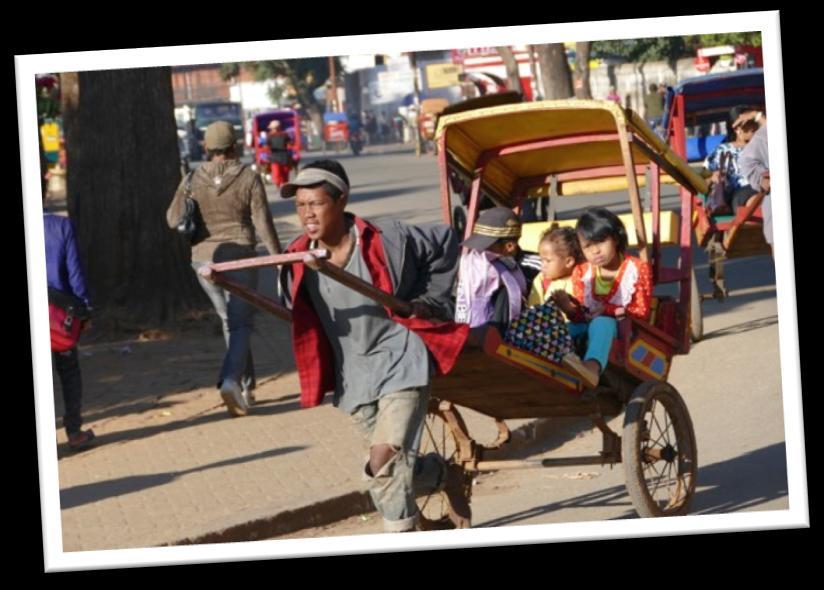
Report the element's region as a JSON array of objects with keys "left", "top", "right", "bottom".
[
  {"left": 40, "top": 122, "right": 60, "bottom": 153},
  {"left": 426, "top": 63, "right": 461, "bottom": 89}
]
